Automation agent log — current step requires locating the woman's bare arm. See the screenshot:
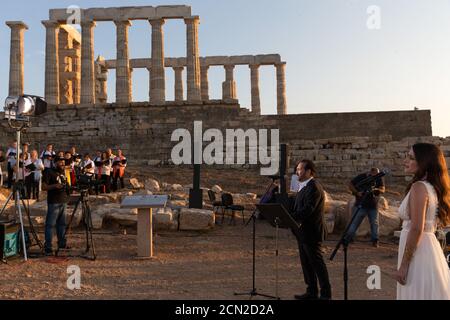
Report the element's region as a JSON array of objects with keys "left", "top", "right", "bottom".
[{"left": 396, "top": 182, "right": 428, "bottom": 285}]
